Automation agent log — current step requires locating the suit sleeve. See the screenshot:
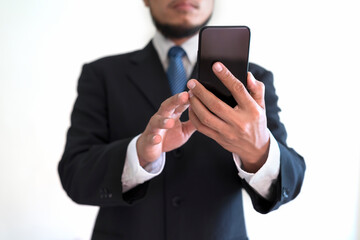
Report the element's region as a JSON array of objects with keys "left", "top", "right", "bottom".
[
  {"left": 243, "top": 66, "right": 306, "bottom": 214},
  {"left": 58, "top": 63, "right": 149, "bottom": 207}
]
